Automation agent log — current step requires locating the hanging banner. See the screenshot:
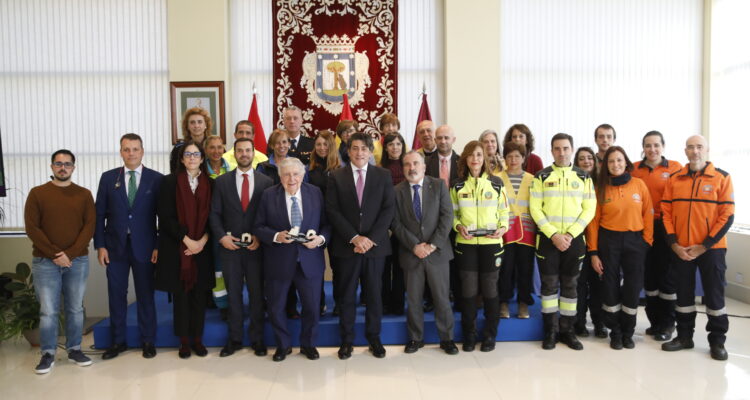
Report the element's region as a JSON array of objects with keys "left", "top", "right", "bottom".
[{"left": 272, "top": 0, "right": 398, "bottom": 137}]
